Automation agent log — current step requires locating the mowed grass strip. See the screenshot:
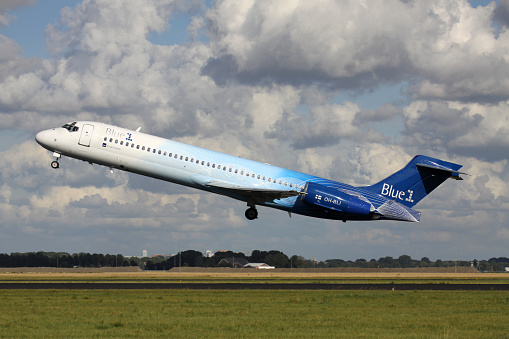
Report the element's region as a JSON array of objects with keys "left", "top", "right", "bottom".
[
  {"left": 1, "top": 272, "right": 507, "bottom": 284},
  {"left": 0, "top": 289, "right": 507, "bottom": 338}
]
